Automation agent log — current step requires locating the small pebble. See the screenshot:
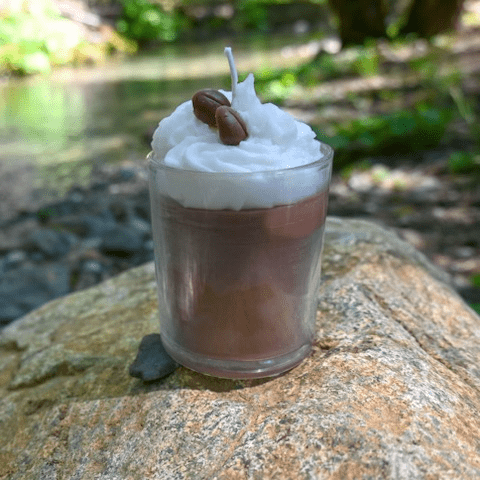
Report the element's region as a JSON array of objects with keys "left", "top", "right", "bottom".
[
  {"left": 100, "top": 225, "right": 143, "bottom": 257},
  {"left": 3, "top": 250, "right": 27, "bottom": 270},
  {"left": 129, "top": 333, "right": 178, "bottom": 382}
]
